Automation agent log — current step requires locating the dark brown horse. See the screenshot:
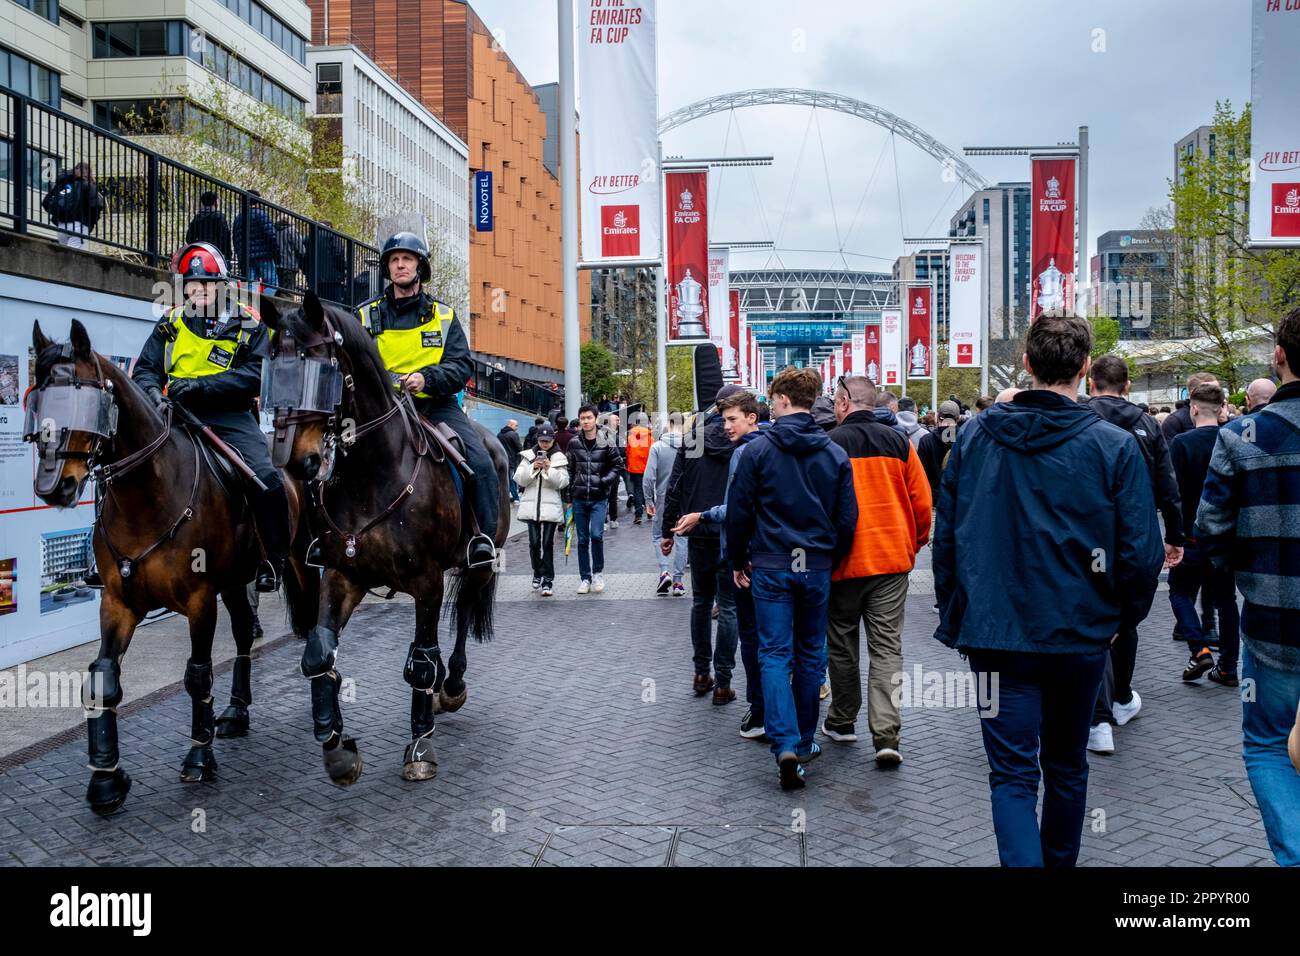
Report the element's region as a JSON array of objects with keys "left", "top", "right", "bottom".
[
  {"left": 26, "top": 319, "right": 309, "bottom": 814},
  {"left": 261, "top": 292, "right": 509, "bottom": 785}
]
